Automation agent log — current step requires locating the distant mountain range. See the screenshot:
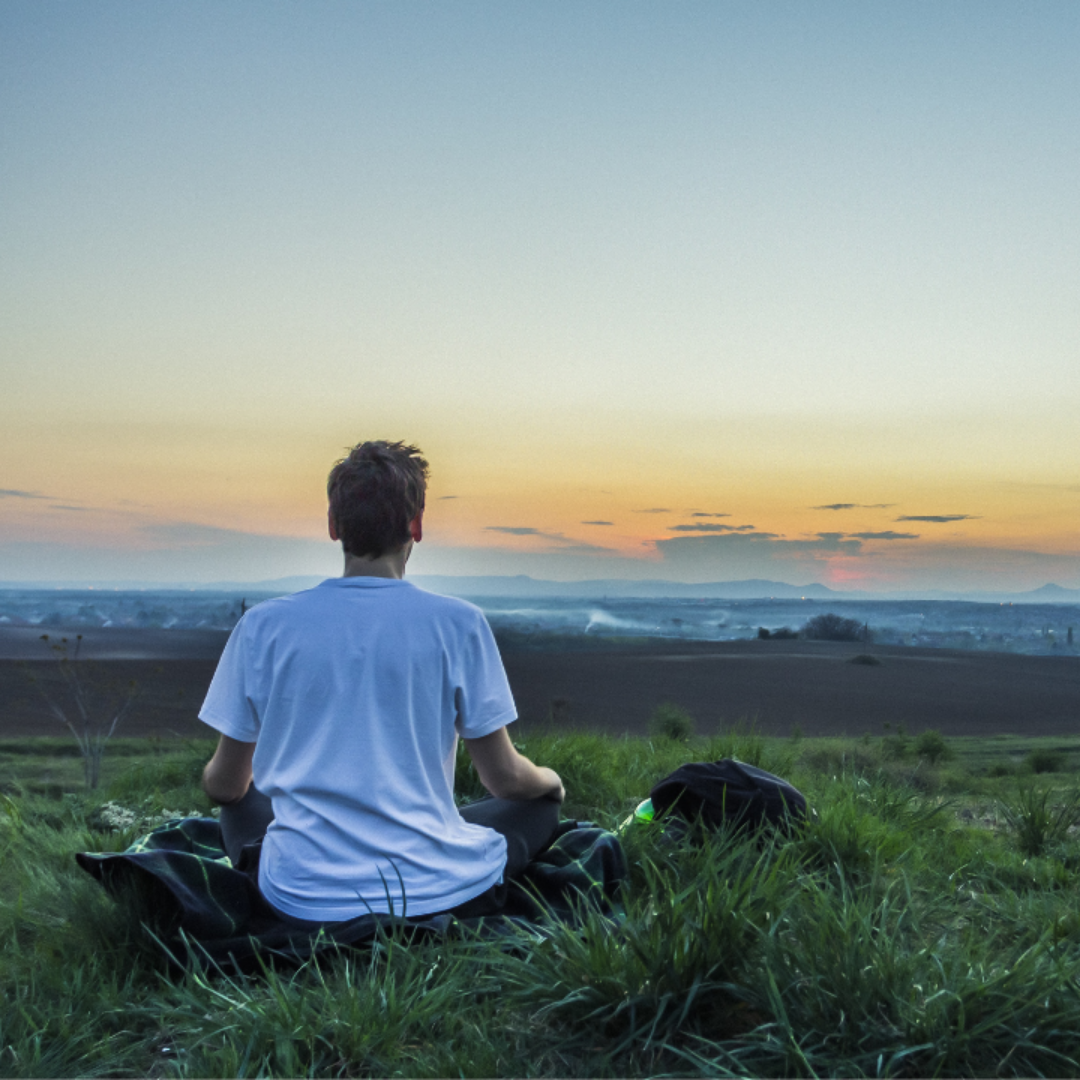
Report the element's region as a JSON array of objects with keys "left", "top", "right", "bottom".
[
  {"left": 409, "top": 575, "right": 845, "bottom": 599},
  {"left": 4, "top": 575, "right": 1080, "bottom": 604},
  {"left": 409, "top": 577, "right": 1080, "bottom": 603}
]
